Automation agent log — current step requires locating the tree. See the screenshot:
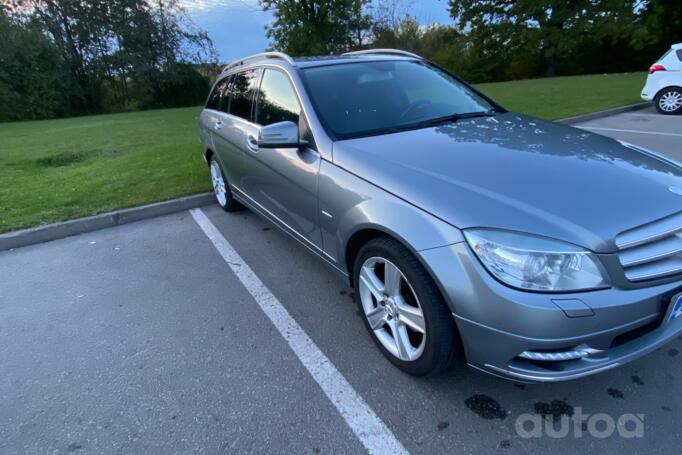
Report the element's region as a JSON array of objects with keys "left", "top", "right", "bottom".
[
  {"left": 372, "top": 15, "right": 421, "bottom": 52},
  {"left": 1, "top": 0, "right": 217, "bottom": 118},
  {"left": 260, "top": 0, "right": 372, "bottom": 55},
  {"left": 0, "top": 7, "right": 75, "bottom": 120},
  {"left": 448, "top": 0, "right": 639, "bottom": 76},
  {"left": 633, "top": 0, "right": 682, "bottom": 67}
]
